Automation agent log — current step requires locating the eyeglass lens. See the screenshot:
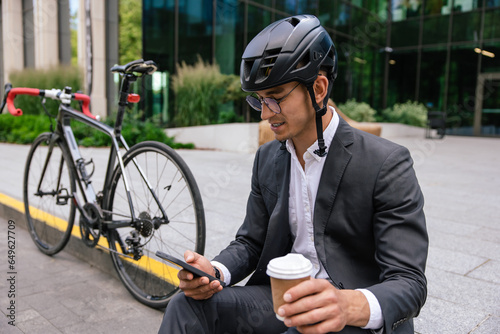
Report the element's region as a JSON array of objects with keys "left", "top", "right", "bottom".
[
  {"left": 245, "top": 82, "right": 301, "bottom": 114},
  {"left": 246, "top": 96, "right": 281, "bottom": 113}
]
